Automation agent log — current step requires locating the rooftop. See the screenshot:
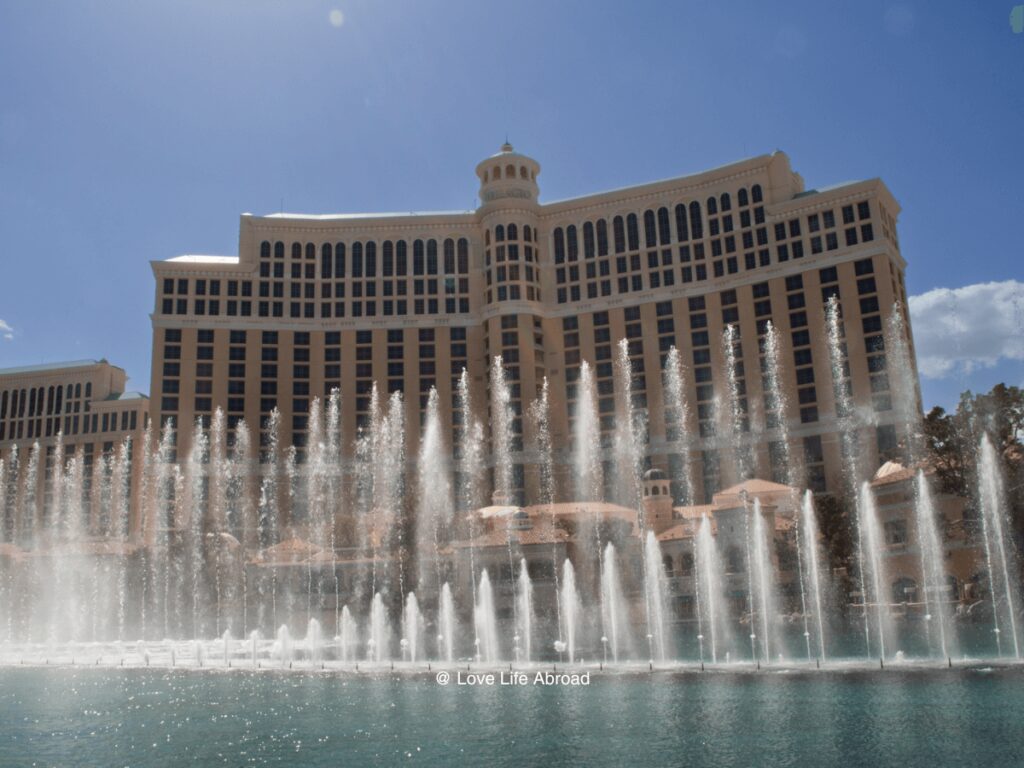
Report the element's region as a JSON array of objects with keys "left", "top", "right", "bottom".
[{"left": 0, "top": 359, "right": 108, "bottom": 377}]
